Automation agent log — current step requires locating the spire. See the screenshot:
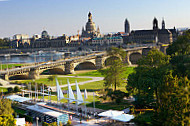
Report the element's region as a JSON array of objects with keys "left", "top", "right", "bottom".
[
  {"left": 125, "top": 18, "right": 130, "bottom": 34},
  {"left": 88, "top": 11, "right": 92, "bottom": 22},
  {"left": 97, "top": 26, "right": 100, "bottom": 34},
  {"left": 162, "top": 18, "right": 165, "bottom": 29},
  {"left": 153, "top": 17, "right": 158, "bottom": 30}
]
